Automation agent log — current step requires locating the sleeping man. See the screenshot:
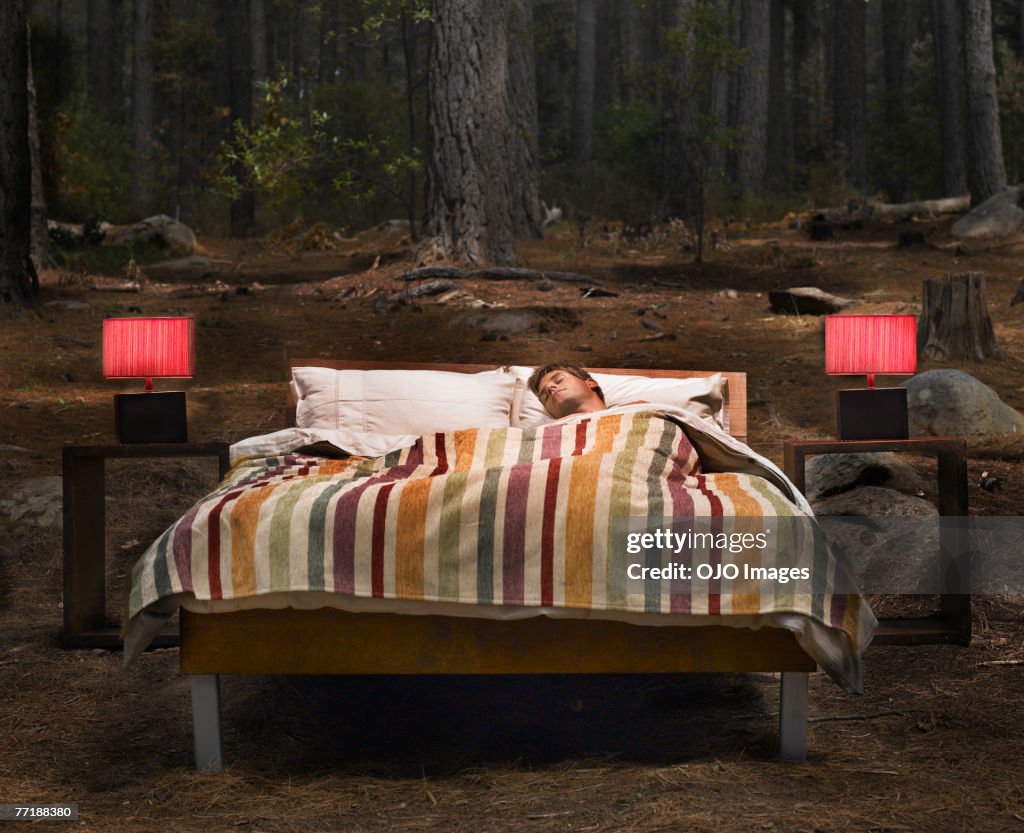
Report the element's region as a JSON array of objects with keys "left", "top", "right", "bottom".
[{"left": 529, "top": 363, "right": 646, "bottom": 419}]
